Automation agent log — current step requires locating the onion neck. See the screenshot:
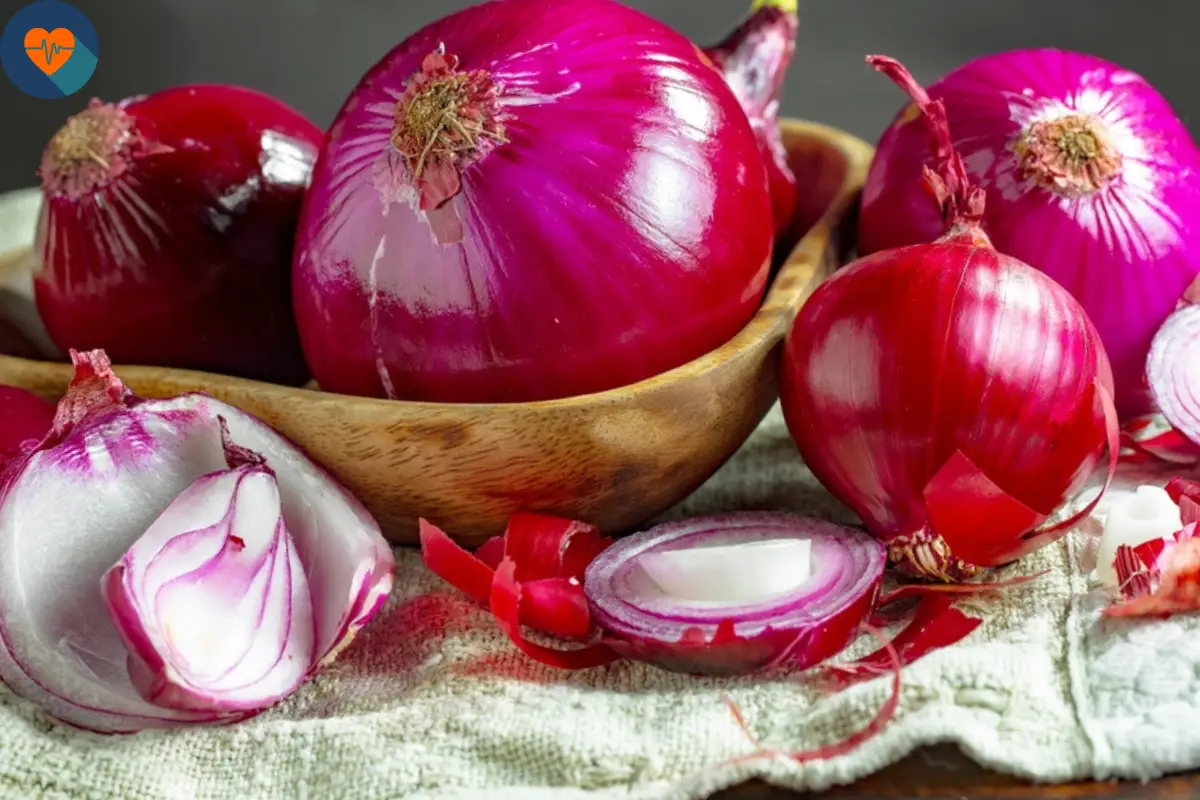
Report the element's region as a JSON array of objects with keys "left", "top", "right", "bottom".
[
  {"left": 887, "top": 528, "right": 981, "bottom": 582},
  {"left": 39, "top": 101, "right": 138, "bottom": 199},
  {"left": 1012, "top": 114, "right": 1123, "bottom": 197},
  {"left": 390, "top": 49, "right": 507, "bottom": 211}
]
